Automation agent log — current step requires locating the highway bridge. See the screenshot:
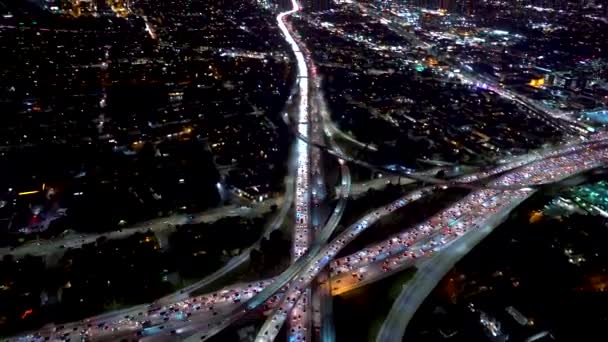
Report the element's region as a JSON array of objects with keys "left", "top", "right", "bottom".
[
  {"left": 8, "top": 1, "right": 608, "bottom": 341},
  {"left": 11, "top": 134, "right": 608, "bottom": 342}
]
